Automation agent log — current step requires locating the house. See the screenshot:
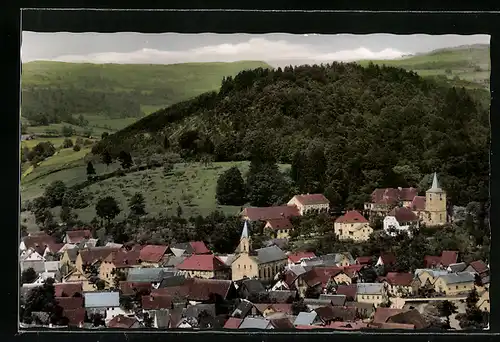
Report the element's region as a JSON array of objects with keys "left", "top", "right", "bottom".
[
  {"left": 372, "top": 307, "right": 406, "bottom": 325},
  {"left": 126, "top": 267, "right": 178, "bottom": 287},
  {"left": 139, "top": 245, "right": 169, "bottom": 267},
  {"left": 326, "top": 321, "right": 368, "bottom": 330},
  {"left": 20, "top": 233, "right": 57, "bottom": 256},
  {"left": 477, "top": 290, "right": 490, "bottom": 312},
  {"left": 334, "top": 211, "right": 373, "bottom": 241},
  {"left": 264, "top": 218, "right": 294, "bottom": 239},
  {"left": 375, "top": 253, "right": 396, "bottom": 268},
  {"left": 84, "top": 291, "right": 123, "bottom": 322},
  {"left": 237, "top": 278, "right": 266, "bottom": 298},
  {"left": 287, "top": 252, "right": 316, "bottom": 266},
  {"left": 253, "top": 303, "right": 293, "bottom": 317},
  {"left": 62, "top": 268, "right": 96, "bottom": 292},
  {"left": 364, "top": 187, "right": 418, "bottom": 216},
  {"left": 269, "top": 317, "right": 295, "bottom": 329},
  {"left": 141, "top": 294, "right": 173, "bottom": 311},
  {"left": 287, "top": 194, "right": 330, "bottom": 215},
  {"left": 99, "top": 249, "right": 142, "bottom": 286},
  {"left": 119, "top": 281, "right": 152, "bottom": 296},
  {"left": 383, "top": 207, "right": 419, "bottom": 236},
  {"left": 345, "top": 301, "right": 376, "bottom": 319},
  {"left": 447, "top": 262, "right": 467, "bottom": 273},
  {"left": 315, "top": 305, "right": 357, "bottom": 324},
  {"left": 336, "top": 284, "right": 358, "bottom": 301},
  {"left": 379, "top": 272, "right": 414, "bottom": 296},
  {"left": 240, "top": 205, "right": 300, "bottom": 222},
  {"left": 64, "top": 230, "right": 92, "bottom": 244},
  {"left": 62, "top": 307, "right": 87, "bottom": 327},
  {"left": 317, "top": 252, "right": 355, "bottom": 268},
  {"left": 271, "top": 270, "right": 299, "bottom": 291},
  {"left": 319, "top": 294, "right": 347, "bottom": 307},
  {"left": 176, "top": 254, "right": 231, "bottom": 279},
  {"left": 464, "top": 260, "right": 489, "bottom": 278},
  {"left": 167, "top": 241, "right": 211, "bottom": 256},
  {"left": 107, "top": 315, "right": 143, "bottom": 329},
  {"left": 297, "top": 267, "right": 348, "bottom": 297},
  {"left": 386, "top": 309, "right": 429, "bottom": 329},
  {"left": 343, "top": 264, "right": 364, "bottom": 281},
  {"left": 75, "top": 246, "right": 120, "bottom": 274},
  {"left": 152, "top": 278, "right": 238, "bottom": 303},
  {"left": 356, "top": 256, "right": 374, "bottom": 266},
  {"left": 414, "top": 269, "right": 449, "bottom": 287},
  {"left": 424, "top": 250, "right": 458, "bottom": 268},
  {"left": 303, "top": 298, "right": 335, "bottom": 310},
  {"left": 54, "top": 283, "right": 83, "bottom": 297},
  {"left": 433, "top": 272, "right": 475, "bottom": 296},
  {"left": 60, "top": 248, "right": 79, "bottom": 272},
  {"left": 356, "top": 283, "right": 387, "bottom": 307},
  {"left": 231, "top": 221, "right": 288, "bottom": 282},
  {"left": 231, "top": 299, "right": 255, "bottom": 319}
]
